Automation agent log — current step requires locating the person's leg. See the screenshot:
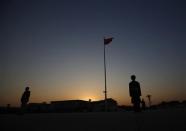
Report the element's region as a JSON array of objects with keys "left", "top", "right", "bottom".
[
  {"left": 136, "top": 97, "right": 141, "bottom": 112},
  {"left": 134, "top": 98, "right": 141, "bottom": 112},
  {"left": 133, "top": 102, "right": 137, "bottom": 112},
  {"left": 136, "top": 102, "right": 141, "bottom": 112},
  {"left": 20, "top": 102, "right": 26, "bottom": 114}
]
